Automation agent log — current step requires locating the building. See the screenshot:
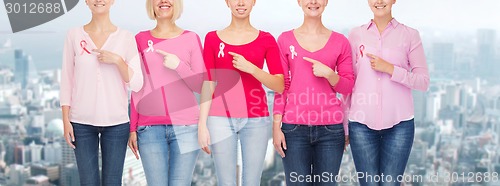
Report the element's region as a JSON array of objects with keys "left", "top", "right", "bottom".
[
  {"left": 43, "top": 141, "right": 62, "bottom": 164},
  {"left": 8, "top": 164, "right": 30, "bottom": 186},
  {"left": 476, "top": 29, "right": 497, "bottom": 80},
  {"left": 14, "top": 49, "right": 37, "bottom": 88},
  {"left": 24, "top": 175, "right": 50, "bottom": 186},
  {"left": 30, "top": 163, "right": 59, "bottom": 183}
]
